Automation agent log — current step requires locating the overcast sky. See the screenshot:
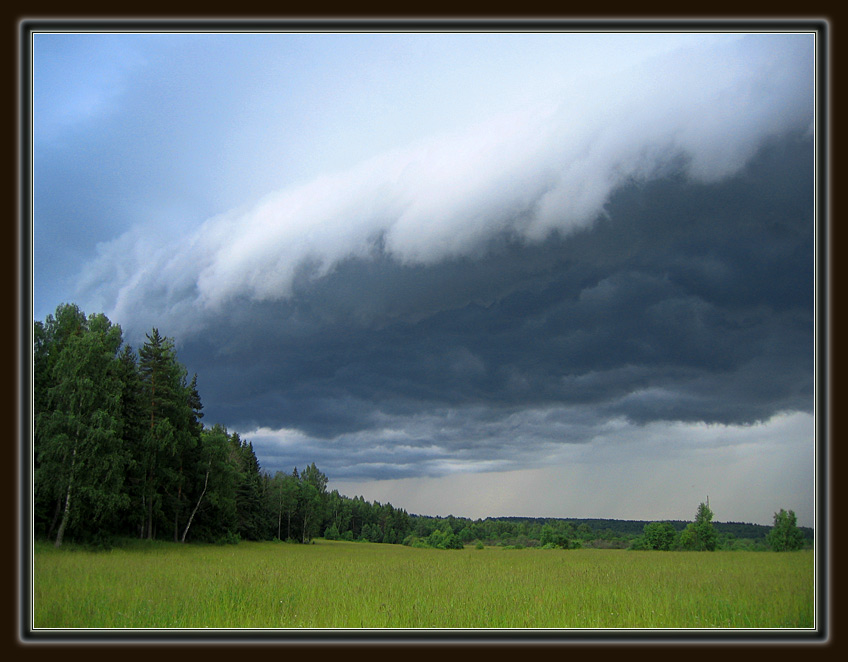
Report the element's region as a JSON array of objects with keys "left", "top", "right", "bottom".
[{"left": 31, "top": 28, "right": 819, "bottom": 526}]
